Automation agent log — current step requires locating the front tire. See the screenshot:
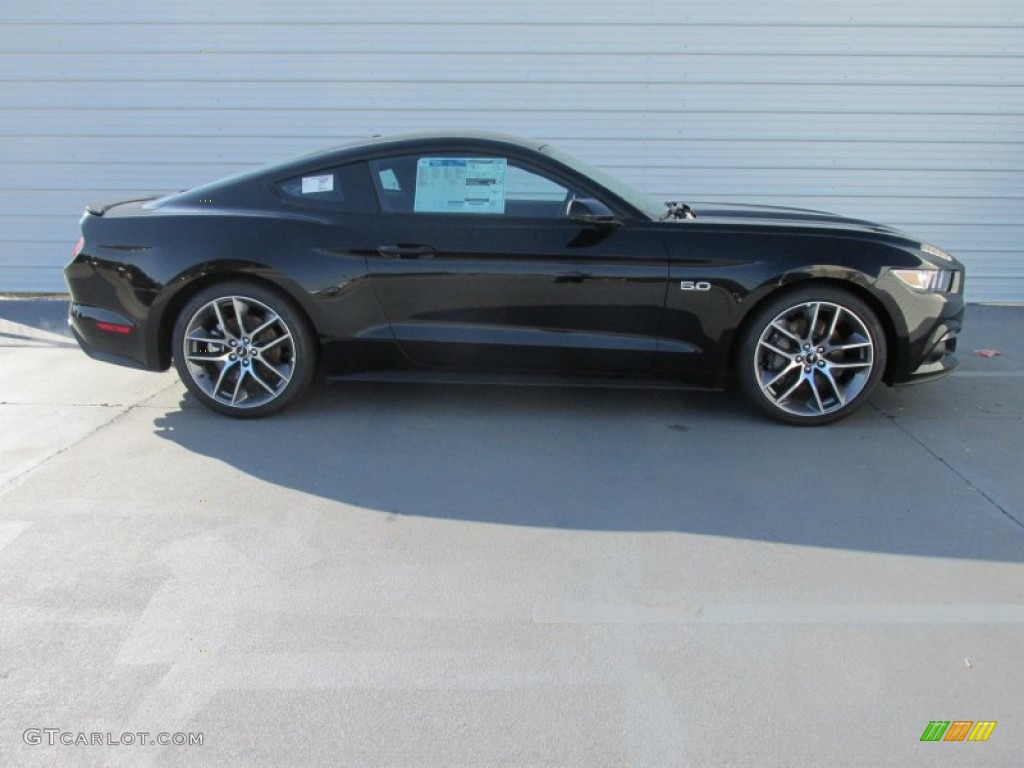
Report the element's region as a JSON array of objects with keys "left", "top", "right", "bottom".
[
  {"left": 172, "top": 281, "right": 316, "bottom": 418},
  {"left": 737, "top": 286, "right": 887, "bottom": 426}
]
